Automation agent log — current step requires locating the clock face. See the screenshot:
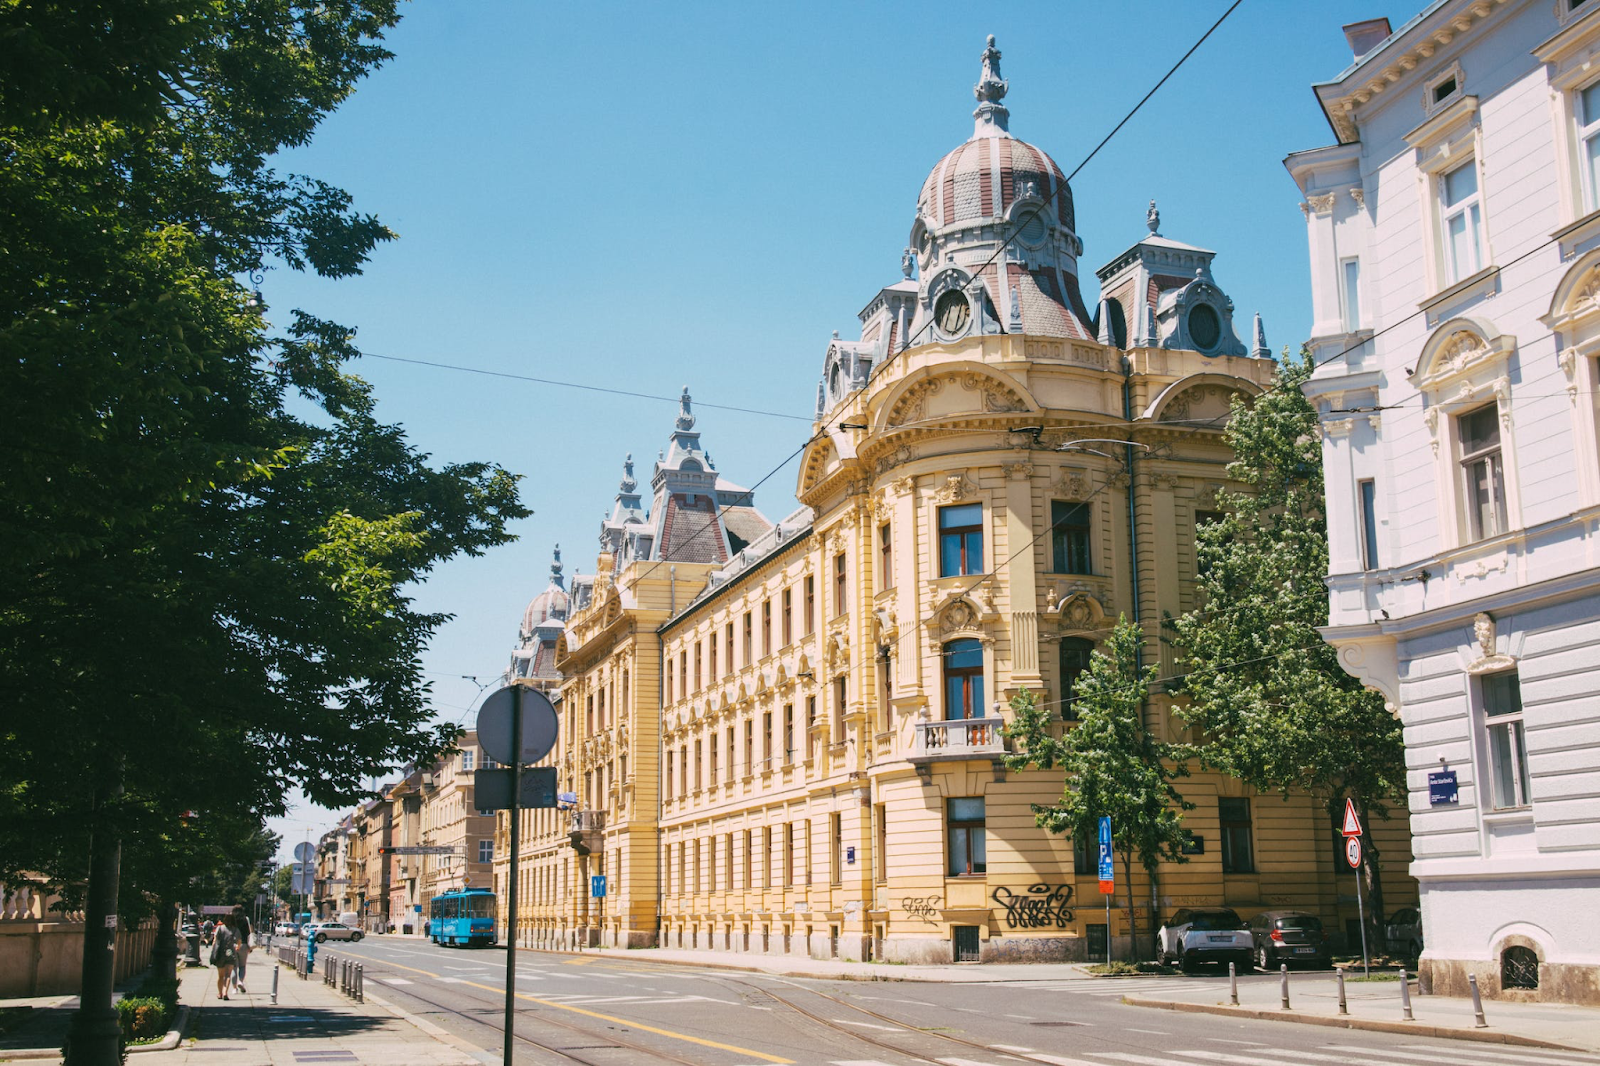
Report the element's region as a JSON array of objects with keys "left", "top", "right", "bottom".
[{"left": 935, "top": 290, "right": 971, "bottom": 335}]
